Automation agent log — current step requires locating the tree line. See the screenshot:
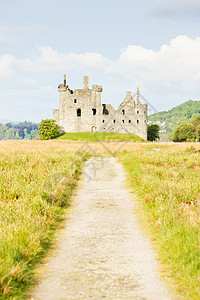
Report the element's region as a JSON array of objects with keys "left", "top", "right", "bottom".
[
  {"left": 172, "top": 116, "right": 200, "bottom": 142},
  {"left": 147, "top": 116, "right": 200, "bottom": 142},
  {"left": 0, "top": 121, "right": 39, "bottom": 140}
]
